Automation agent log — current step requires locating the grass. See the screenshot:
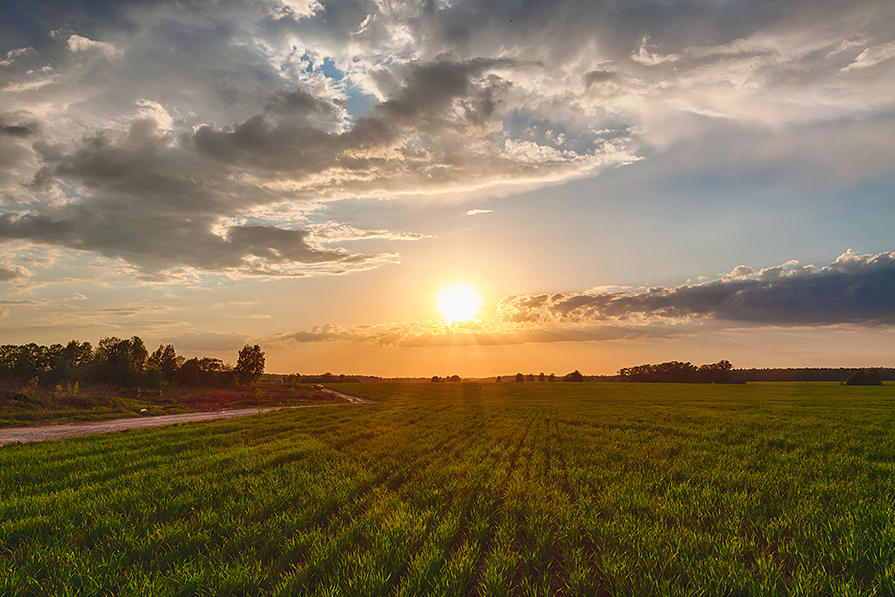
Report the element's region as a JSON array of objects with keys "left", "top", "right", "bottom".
[{"left": 1, "top": 382, "right": 894, "bottom": 595}]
